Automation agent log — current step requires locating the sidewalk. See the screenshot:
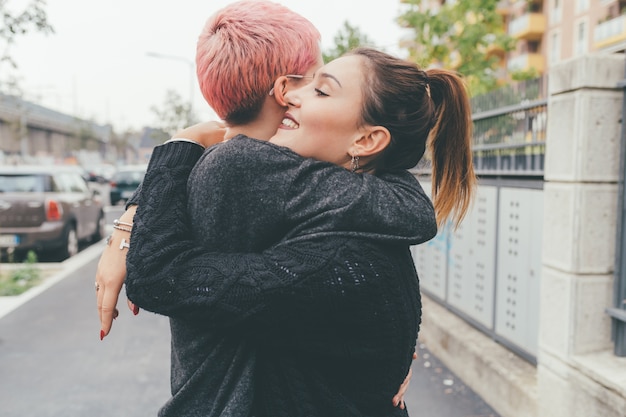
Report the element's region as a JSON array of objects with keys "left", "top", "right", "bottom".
[{"left": 408, "top": 341, "right": 500, "bottom": 417}]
